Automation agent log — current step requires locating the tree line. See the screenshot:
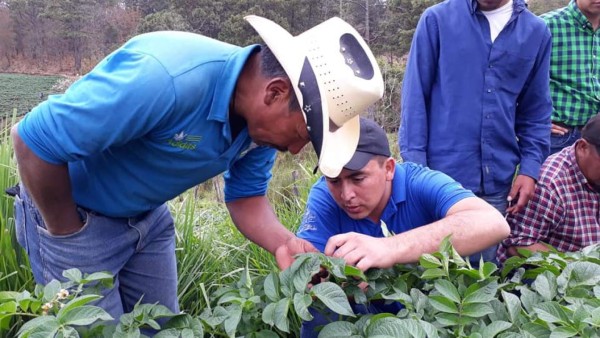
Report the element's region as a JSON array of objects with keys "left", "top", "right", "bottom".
[{"left": 0, "top": 0, "right": 568, "bottom": 129}]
